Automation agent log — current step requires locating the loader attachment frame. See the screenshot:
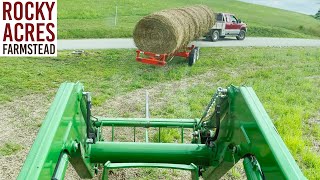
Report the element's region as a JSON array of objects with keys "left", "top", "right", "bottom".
[{"left": 18, "top": 83, "right": 305, "bottom": 180}]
